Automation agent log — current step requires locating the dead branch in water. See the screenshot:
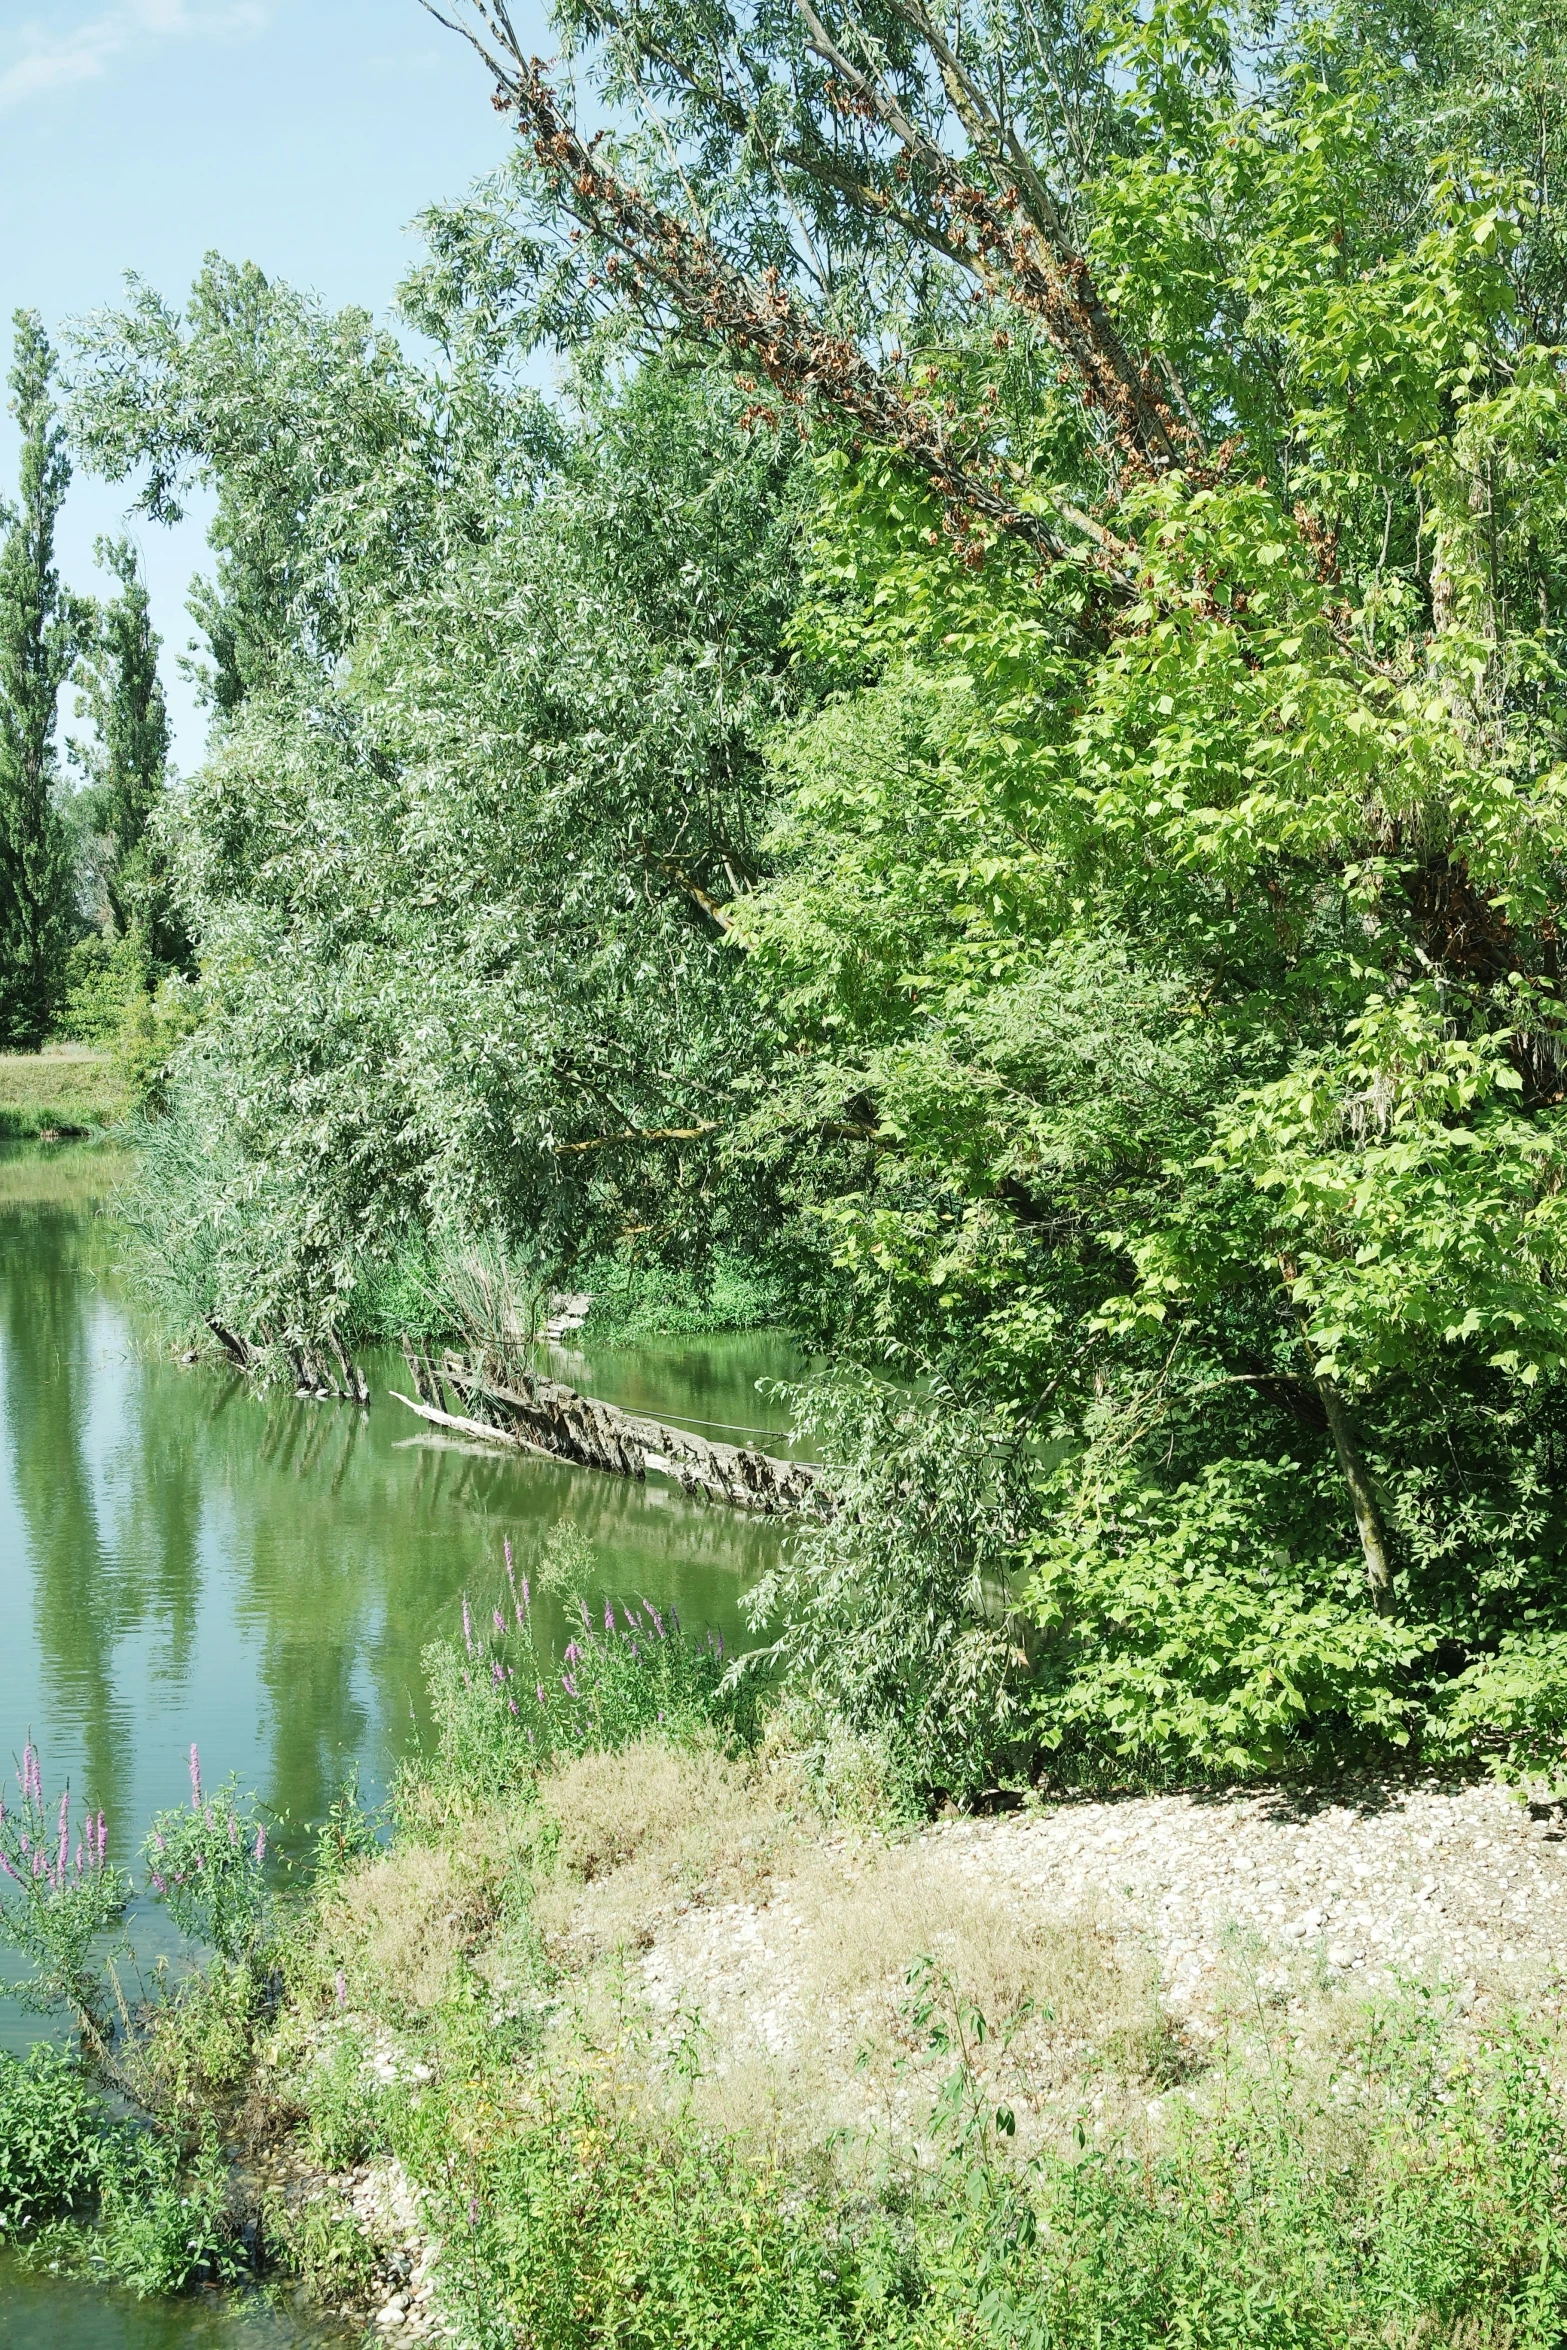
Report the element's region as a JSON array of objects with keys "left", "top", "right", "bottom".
[{"left": 392, "top": 1351, "right": 826, "bottom": 1515}]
